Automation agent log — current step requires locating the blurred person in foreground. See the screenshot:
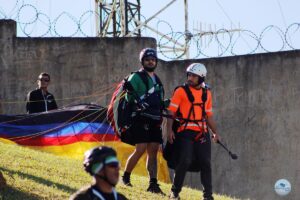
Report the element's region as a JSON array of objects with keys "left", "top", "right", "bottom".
[{"left": 70, "top": 146, "right": 127, "bottom": 200}]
